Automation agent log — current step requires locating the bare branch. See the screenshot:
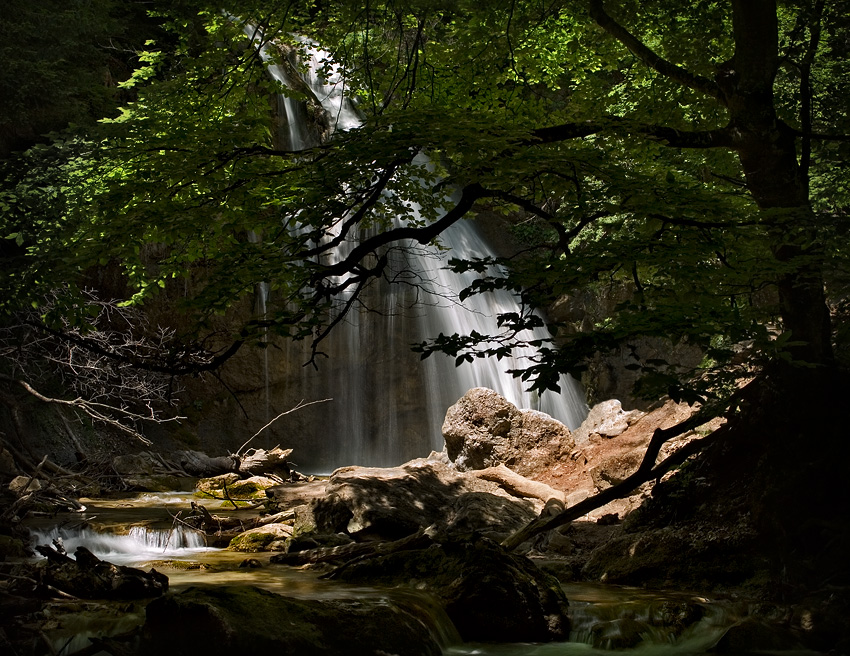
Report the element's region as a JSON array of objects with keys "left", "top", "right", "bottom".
[
  {"left": 11, "top": 379, "right": 180, "bottom": 446},
  {"left": 500, "top": 374, "right": 767, "bottom": 550},
  {"left": 794, "top": 131, "right": 850, "bottom": 142},
  {"left": 531, "top": 119, "right": 734, "bottom": 149},
  {"left": 301, "top": 158, "right": 412, "bottom": 258},
  {"left": 235, "top": 398, "right": 333, "bottom": 456},
  {"left": 501, "top": 415, "right": 726, "bottom": 550}
]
